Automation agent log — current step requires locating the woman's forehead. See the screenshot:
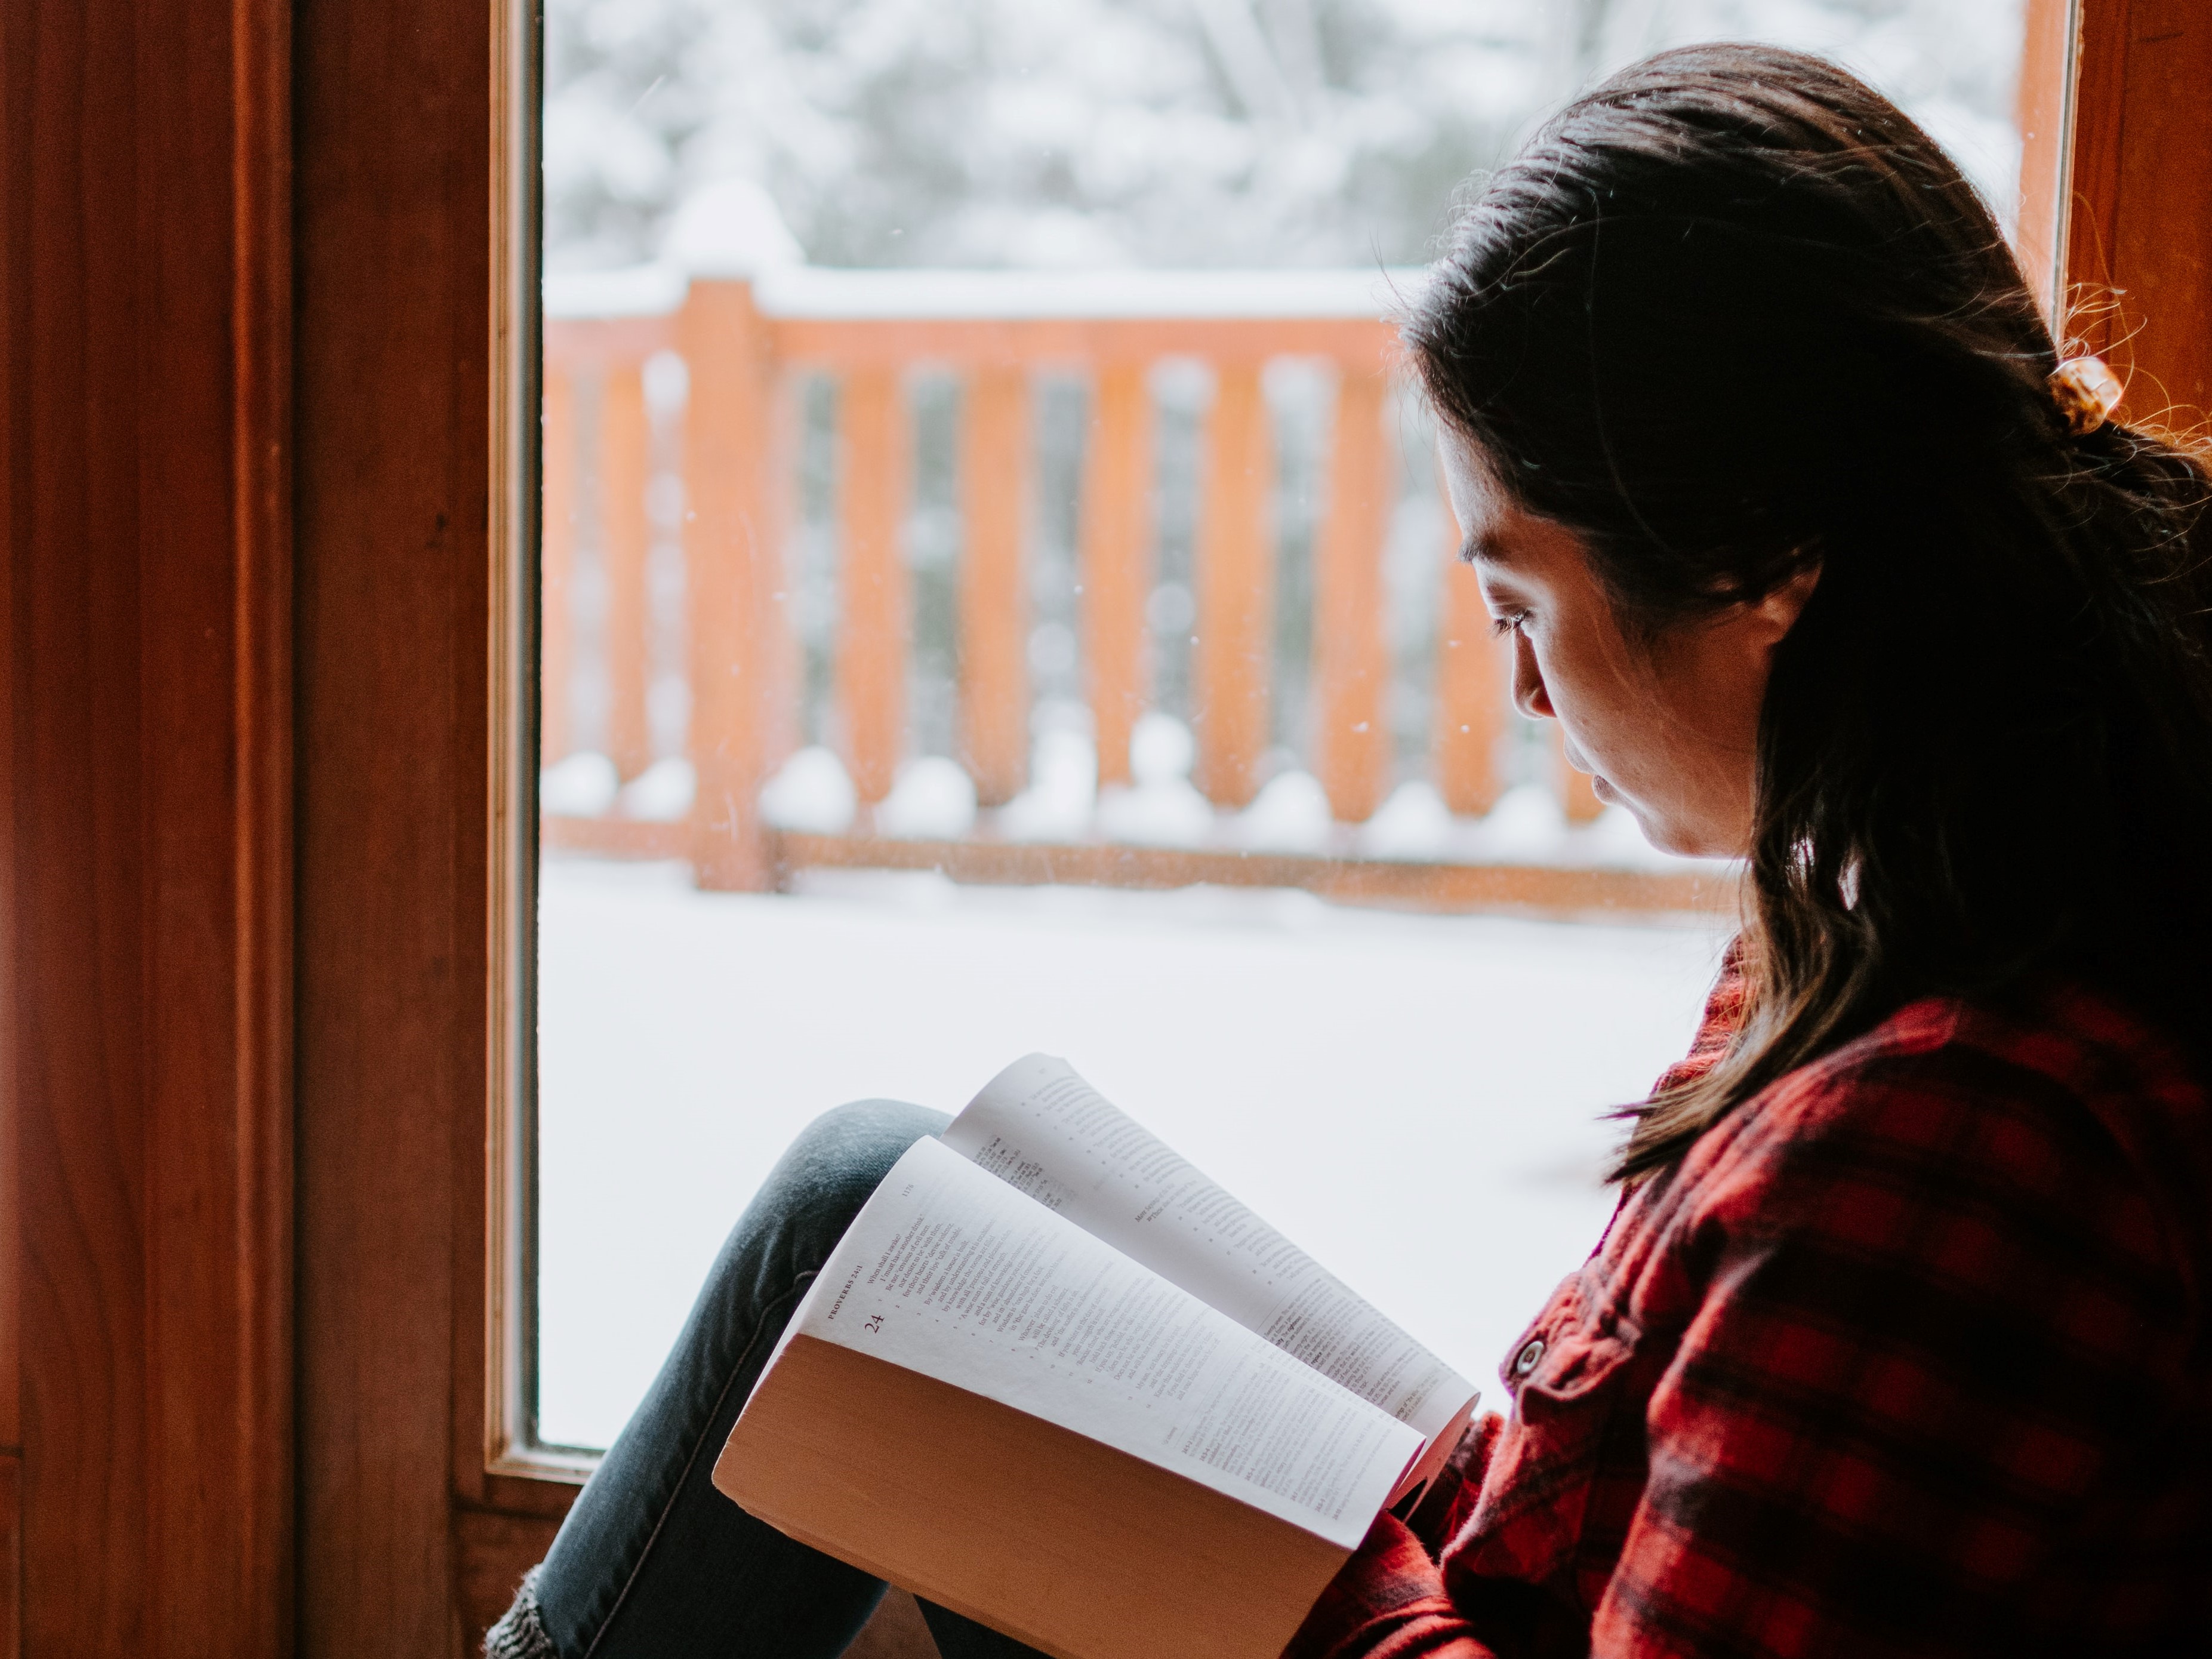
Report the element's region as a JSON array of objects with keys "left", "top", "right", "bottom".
[
  {"left": 1436, "top": 429, "right": 1529, "bottom": 565},
  {"left": 1437, "top": 432, "right": 1502, "bottom": 525}
]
